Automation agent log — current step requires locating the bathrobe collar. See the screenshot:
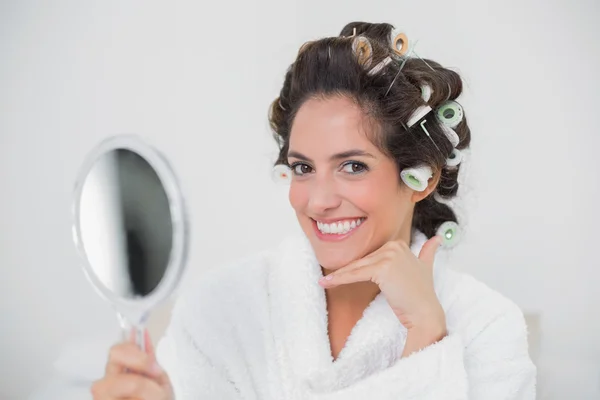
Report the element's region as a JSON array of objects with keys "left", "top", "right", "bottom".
[{"left": 268, "top": 230, "right": 443, "bottom": 393}]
